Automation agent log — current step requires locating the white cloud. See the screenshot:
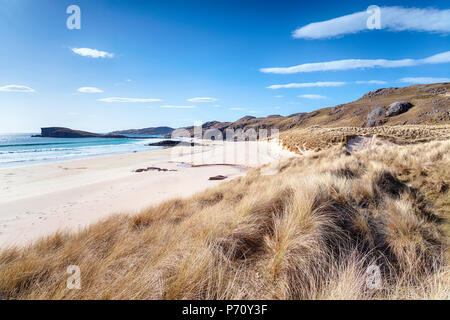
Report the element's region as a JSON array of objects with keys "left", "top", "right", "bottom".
[
  {"left": 160, "top": 105, "right": 196, "bottom": 109},
  {"left": 187, "top": 97, "right": 218, "bottom": 103},
  {"left": 260, "top": 51, "right": 450, "bottom": 74},
  {"left": 298, "top": 94, "right": 327, "bottom": 99},
  {"left": 422, "top": 51, "right": 450, "bottom": 64},
  {"left": 77, "top": 87, "right": 103, "bottom": 93},
  {"left": 355, "top": 80, "right": 387, "bottom": 84},
  {"left": 72, "top": 48, "right": 114, "bottom": 58},
  {"left": 399, "top": 77, "right": 450, "bottom": 84},
  {"left": 229, "top": 107, "right": 246, "bottom": 111},
  {"left": 98, "top": 97, "right": 162, "bottom": 103},
  {"left": 267, "top": 81, "right": 346, "bottom": 89},
  {"left": 0, "top": 84, "right": 35, "bottom": 92},
  {"left": 292, "top": 6, "right": 450, "bottom": 39},
  {"left": 274, "top": 95, "right": 284, "bottom": 98}
]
